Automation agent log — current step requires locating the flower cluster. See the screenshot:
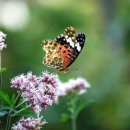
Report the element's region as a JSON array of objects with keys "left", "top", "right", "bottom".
[
  {"left": 0, "top": 31, "right": 7, "bottom": 51},
  {"left": 12, "top": 116, "right": 46, "bottom": 130},
  {"left": 11, "top": 71, "right": 59, "bottom": 114},
  {"left": 57, "top": 77, "right": 90, "bottom": 96}
]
